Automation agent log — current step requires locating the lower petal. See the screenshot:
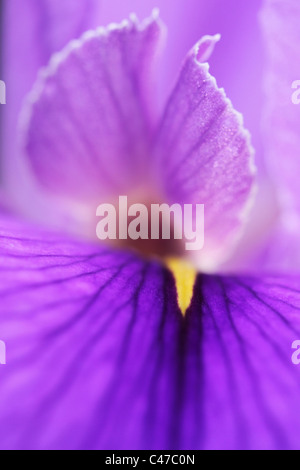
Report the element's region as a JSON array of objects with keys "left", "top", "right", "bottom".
[
  {"left": 0, "top": 213, "right": 300, "bottom": 449},
  {"left": 0, "top": 213, "right": 182, "bottom": 449},
  {"left": 187, "top": 274, "right": 300, "bottom": 449},
  {"left": 154, "top": 36, "right": 256, "bottom": 271}
]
